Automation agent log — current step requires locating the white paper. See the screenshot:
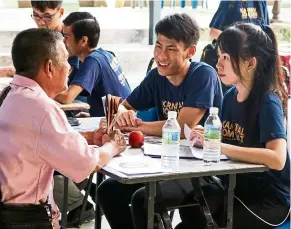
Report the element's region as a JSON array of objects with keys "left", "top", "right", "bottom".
[
  {"left": 106, "top": 156, "right": 162, "bottom": 175},
  {"left": 184, "top": 124, "right": 228, "bottom": 160},
  {"left": 143, "top": 142, "right": 193, "bottom": 159}
]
